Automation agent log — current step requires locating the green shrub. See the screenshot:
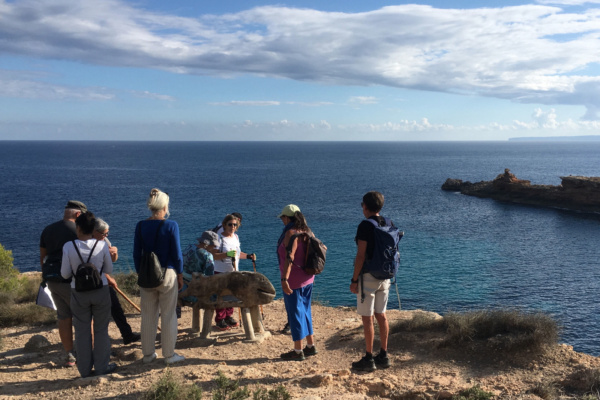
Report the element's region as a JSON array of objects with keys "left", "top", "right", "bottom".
[
  {"left": 0, "top": 244, "right": 21, "bottom": 295},
  {"left": 530, "top": 381, "right": 561, "bottom": 399},
  {"left": 0, "top": 302, "right": 56, "bottom": 326},
  {"left": 213, "top": 371, "right": 250, "bottom": 400},
  {"left": 114, "top": 271, "right": 140, "bottom": 297},
  {"left": 253, "top": 385, "right": 291, "bottom": 400},
  {"left": 443, "top": 309, "right": 559, "bottom": 352},
  {"left": 563, "top": 367, "right": 600, "bottom": 394},
  {"left": 452, "top": 385, "right": 494, "bottom": 400},
  {"left": 145, "top": 369, "right": 202, "bottom": 400}
]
